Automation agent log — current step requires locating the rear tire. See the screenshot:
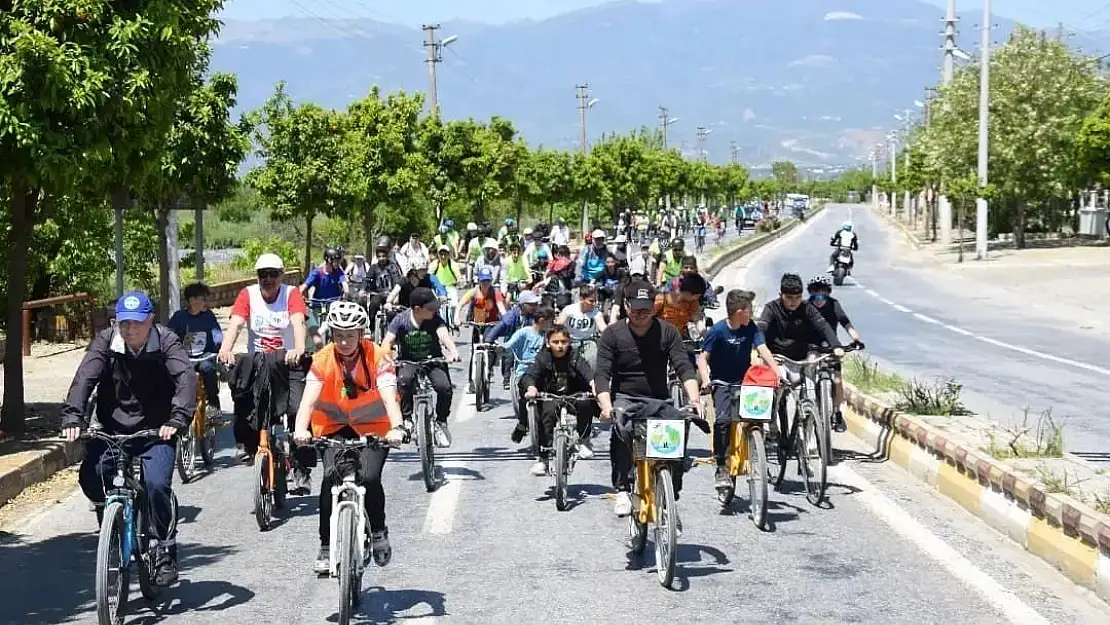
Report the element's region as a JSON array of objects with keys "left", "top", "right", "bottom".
[
  {"left": 254, "top": 454, "right": 272, "bottom": 531},
  {"left": 200, "top": 417, "right": 217, "bottom": 469},
  {"left": 176, "top": 430, "right": 195, "bottom": 484},
  {"left": 833, "top": 267, "right": 846, "bottom": 286},
  {"left": 95, "top": 502, "right": 128, "bottom": 625},
  {"left": 653, "top": 467, "right": 678, "bottom": 588},
  {"left": 473, "top": 352, "right": 486, "bottom": 412}
]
